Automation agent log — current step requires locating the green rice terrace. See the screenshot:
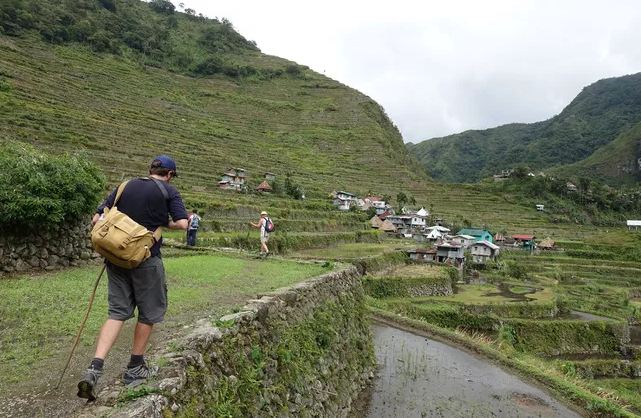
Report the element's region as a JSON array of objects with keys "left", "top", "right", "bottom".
[
  {"left": 3, "top": 1, "right": 641, "bottom": 417},
  {"left": 365, "top": 230, "right": 641, "bottom": 417}
]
